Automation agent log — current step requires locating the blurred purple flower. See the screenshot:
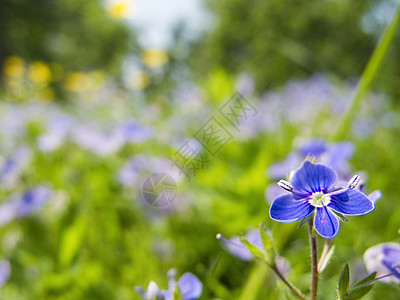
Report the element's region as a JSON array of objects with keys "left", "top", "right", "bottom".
[
  {"left": 0, "top": 147, "right": 32, "bottom": 189},
  {"left": 265, "top": 183, "right": 287, "bottom": 205},
  {"left": 268, "top": 152, "right": 301, "bottom": 179},
  {"left": 135, "top": 281, "right": 164, "bottom": 300},
  {"left": 117, "top": 155, "right": 148, "bottom": 187},
  {"left": 0, "top": 186, "right": 52, "bottom": 226},
  {"left": 162, "top": 269, "right": 203, "bottom": 300},
  {"left": 71, "top": 125, "right": 124, "bottom": 156},
  {"left": 115, "top": 121, "right": 153, "bottom": 144},
  {"left": 236, "top": 73, "right": 255, "bottom": 97},
  {"left": 364, "top": 243, "right": 400, "bottom": 284},
  {"left": 38, "top": 115, "right": 75, "bottom": 152},
  {"left": 367, "top": 190, "right": 382, "bottom": 204},
  {"left": 135, "top": 269, "right": 202, "bottom": 300},
  {"left": 0, "top": 260, "right": 10, "bottom": 287},
  {"left": 217, "top": 230, "right": 291, "bottom": 276},
  {"left": 267, "top": 139, "right": 354, "bottom": 179},
  {"left": 217, "top": 229, "right": 263, "bottom": 261},
  {"left": 118, "top": 155, "right": 183, "bottom": 189},
  {"left": 17, "top": 186, "right": 52, "bottom": 217}
]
